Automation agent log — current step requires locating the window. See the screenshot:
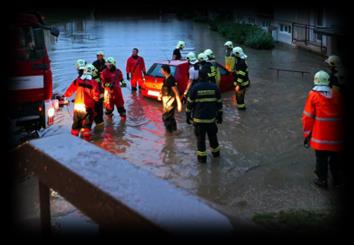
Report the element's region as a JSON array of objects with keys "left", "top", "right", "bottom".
[
  {"left": 279, "top": 23, "right": 291, "bottom": 34},
  {"left": 16, "top": 27, "right": 46, "bottom": 61},
  {"left": 147, "top": 63, "right": 177, "bottom": 78},
  {"left": 262, "top": 19, "right": 271, "bottom": 27}
]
